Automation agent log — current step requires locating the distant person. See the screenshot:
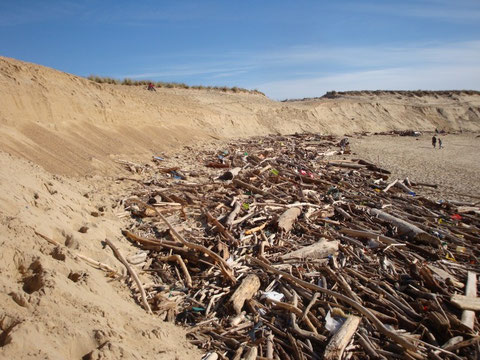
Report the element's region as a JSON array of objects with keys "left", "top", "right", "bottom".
[
  {"left": 438, "top": 137, "right": 443, "bottom": 149},
  {"left": 432, "top": 135, "right": 437, "bottom": 149},
  {"left": 435, "top": 128, "right": 439, "bottom": 134},
  {"left": 339, "top": 137, "right": 349, "bottom": 152},
  {"left": 147, "top": 83, "right": 156, "bottom": 91}
]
